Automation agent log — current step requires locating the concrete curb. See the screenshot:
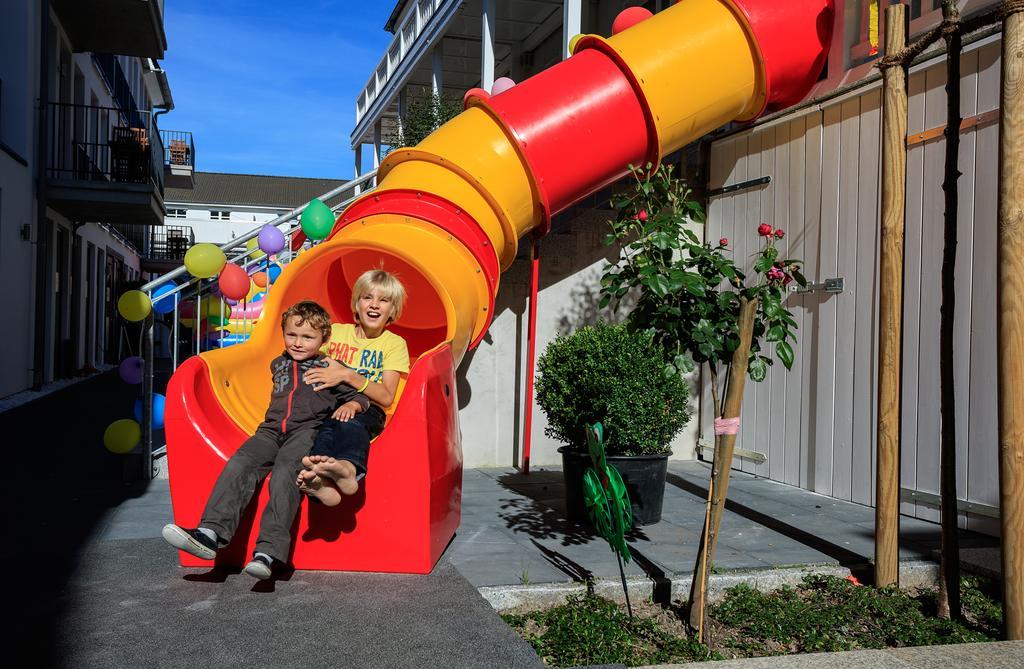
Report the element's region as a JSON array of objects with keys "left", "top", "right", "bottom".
[
  {"left": 633, "top": 640, "right": 1024, "bottom": 668},
  {"left": 480, "top": 560, "right": 940, "bottom": 612}
]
